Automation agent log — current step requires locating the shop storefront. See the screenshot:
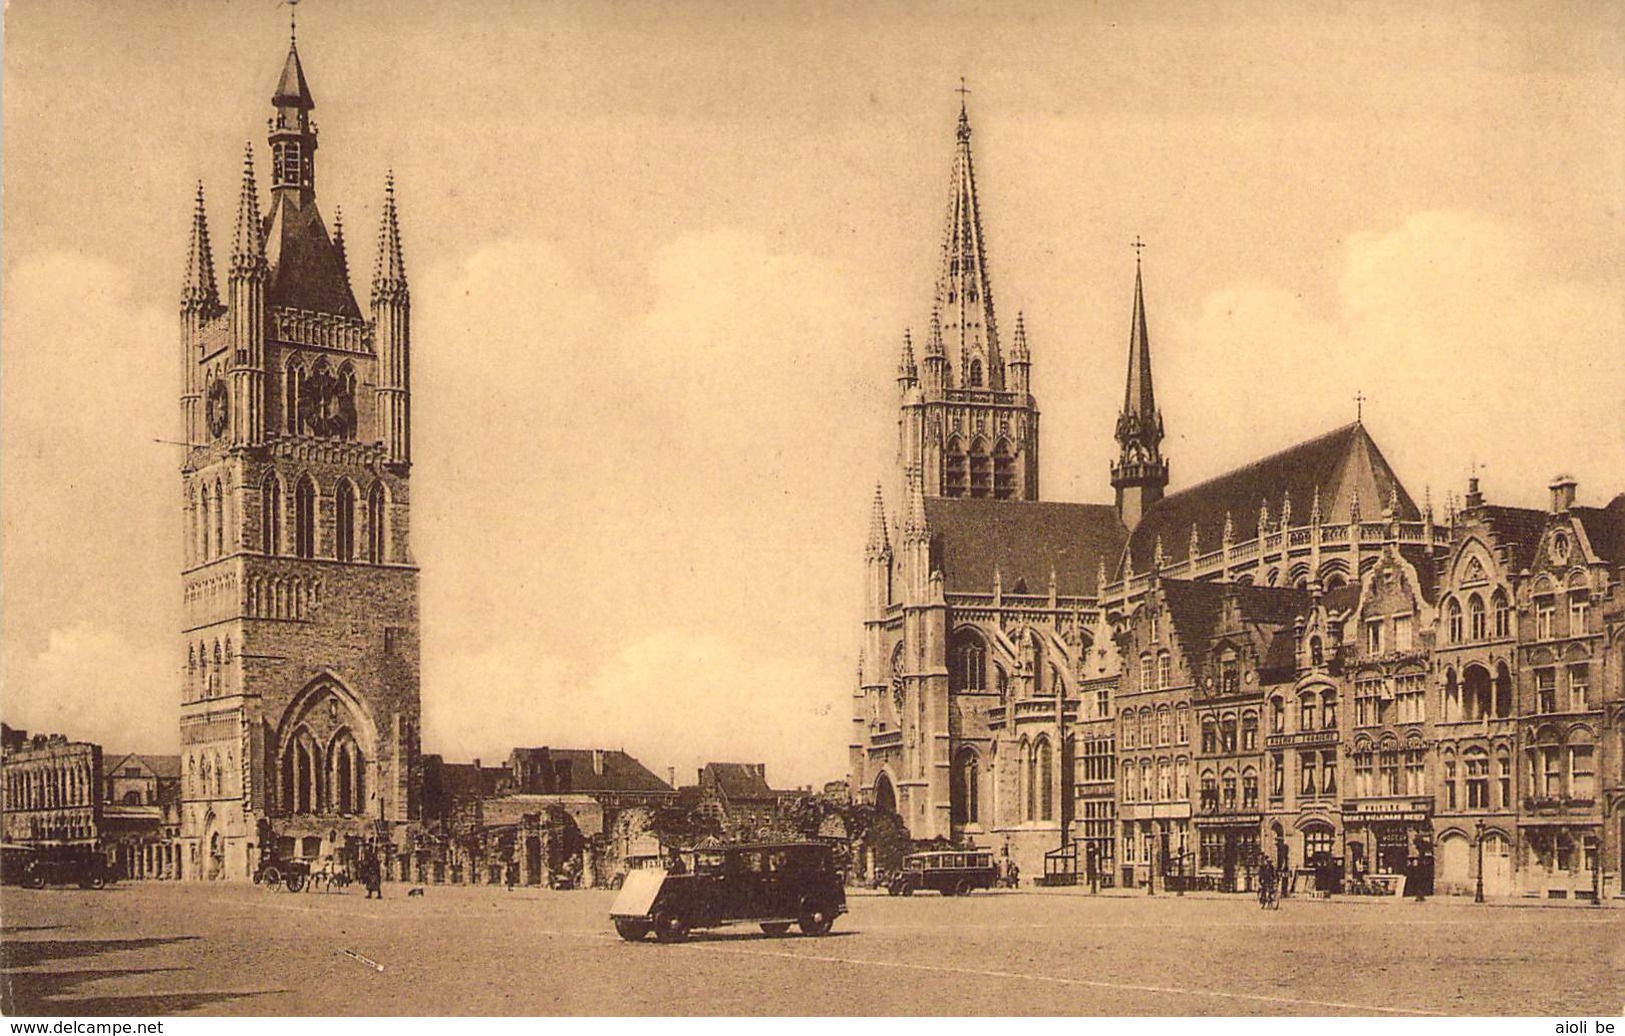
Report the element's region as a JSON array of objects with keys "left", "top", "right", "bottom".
[
  {"left": 1341, "top": 798, "right": 1433, "bottom": 893},
  {"left": 1196, "top": 814, "right": 1261, "bottom": 892},
  {"left": 1519, "top": 820, "right": 1601, "bottom": 901}
]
